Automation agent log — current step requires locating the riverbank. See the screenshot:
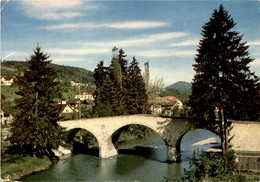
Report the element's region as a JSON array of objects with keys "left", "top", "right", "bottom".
[{"left": 1, "top": 156, "right": 52, "bottom": 181}]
